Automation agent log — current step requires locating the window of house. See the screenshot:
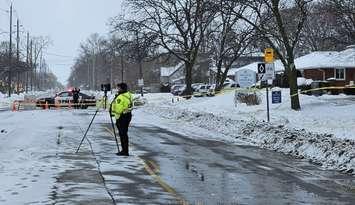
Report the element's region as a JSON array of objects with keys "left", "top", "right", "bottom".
[{"left": 334, "top": 68, "right": 345, "bottom": 80}]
